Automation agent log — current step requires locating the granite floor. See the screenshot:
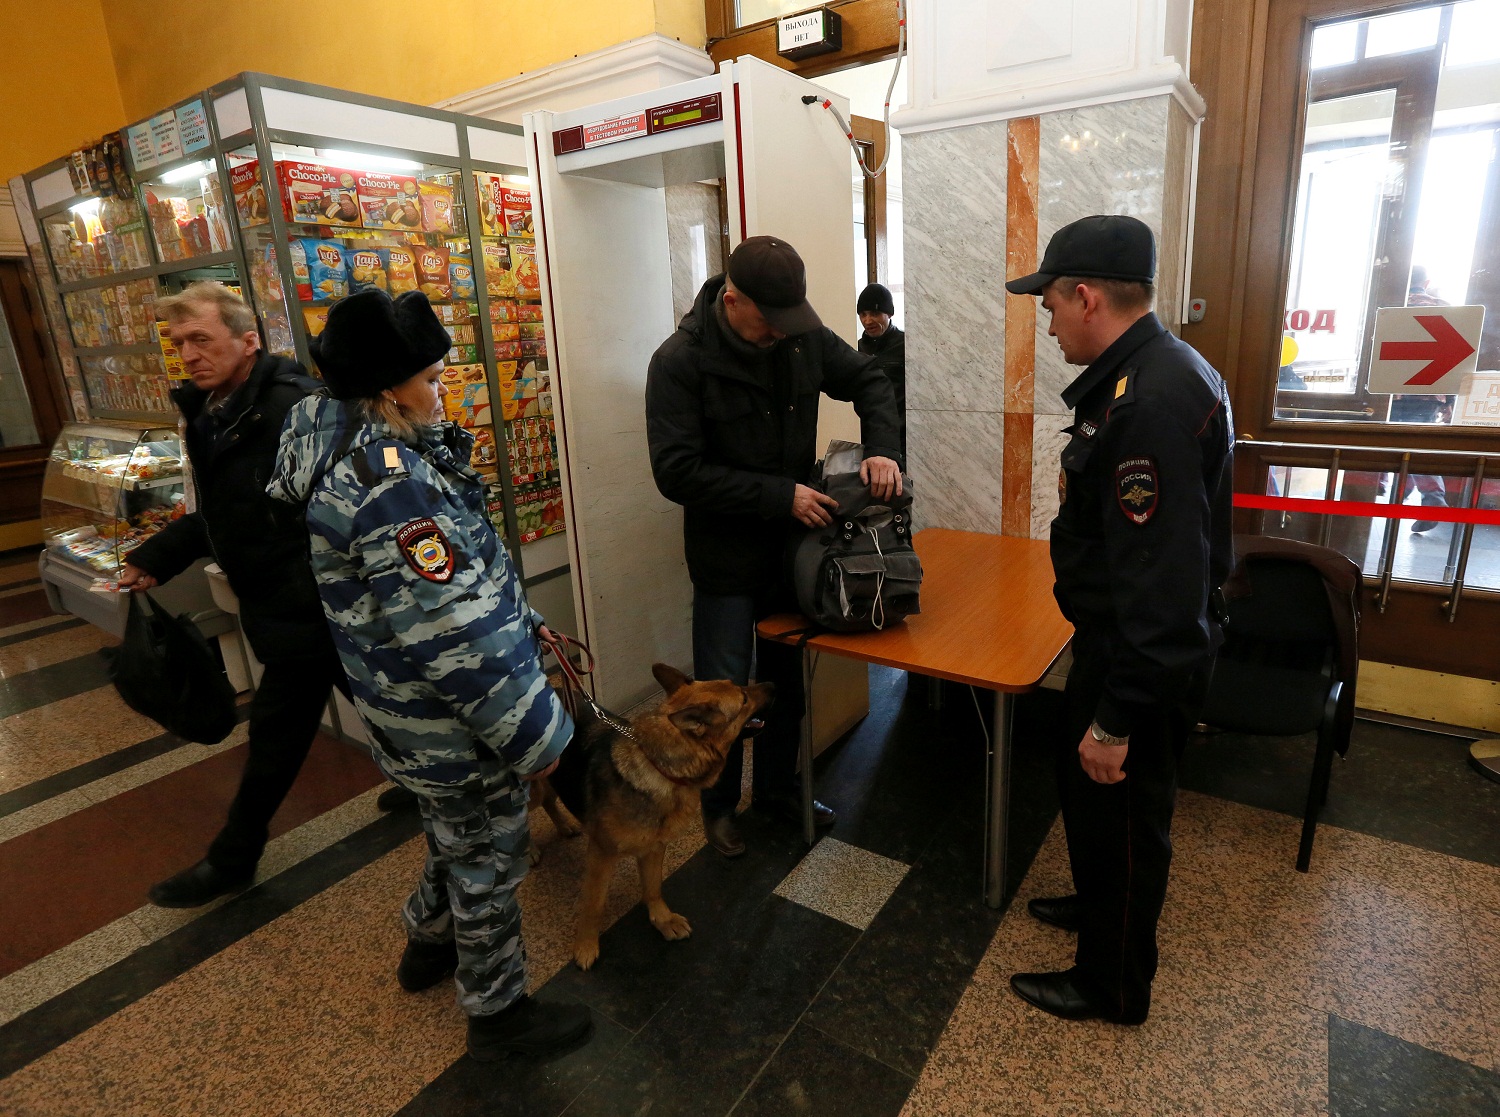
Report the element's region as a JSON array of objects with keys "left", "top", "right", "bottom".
[{"left": 0, "top": 545, "right": 1497, "bottom": 1116}]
